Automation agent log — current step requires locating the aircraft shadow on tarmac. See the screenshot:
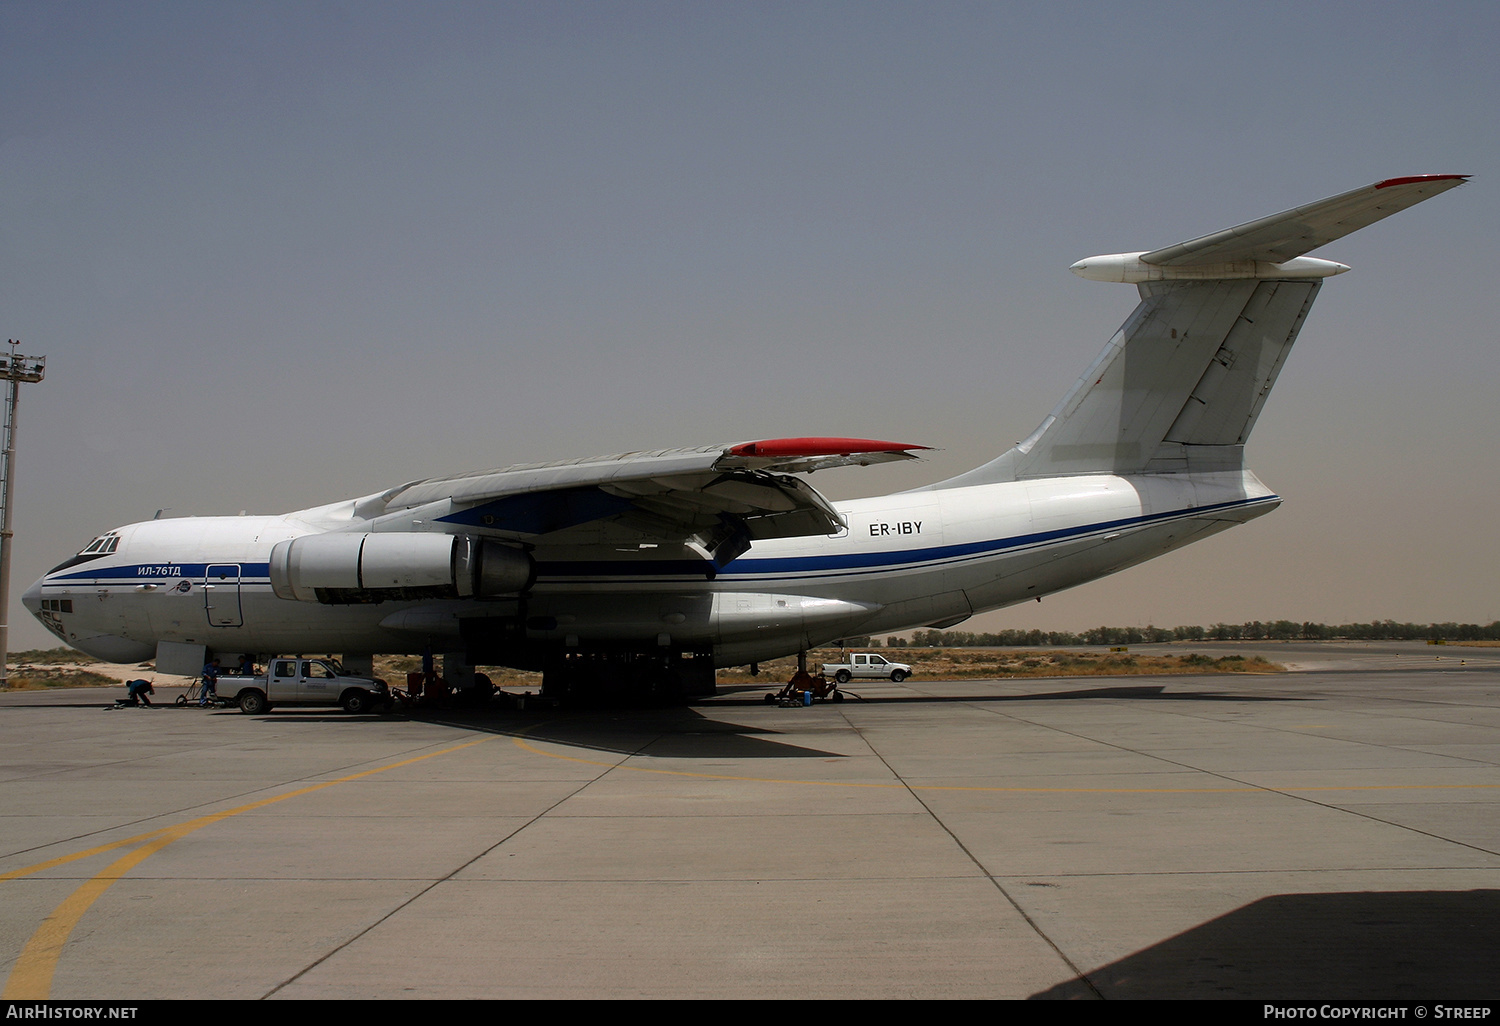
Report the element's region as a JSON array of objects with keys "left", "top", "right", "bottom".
[
  {"left": 427, "top": 703, "right": 850, "bottom": 760},
  {"left": 383, "top": 681, "right": 1307, "bottom": 762},
  {"left": 25, "top": 679, "right": 1307, "bottom": 761},
  {"left": 713, "top": 682, "right": 1309, "bottom": 705},
  {"left": 1032, "top": 889, "right": 1500, "bottom": 1000}
]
